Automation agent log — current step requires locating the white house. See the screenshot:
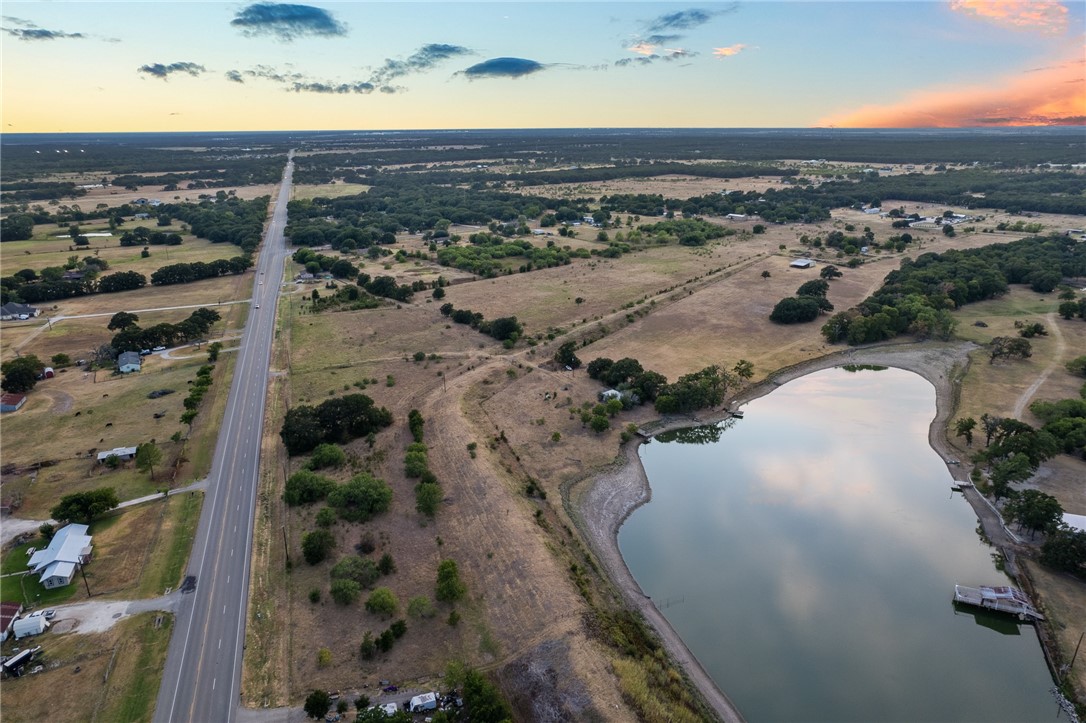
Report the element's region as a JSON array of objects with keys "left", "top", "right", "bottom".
[
  {"left": 0, "top": 302, "right": 40, "bottom": 320},
  {"left": 97, "top": 446, "right": 138, "bottom": 464},
  {"left": 118, "top": 351, "right": 141, "bottom": 373},
  {"left": 12, "top": 615, "right": 49, "bottom": 639},
  {"left": 790, "top": 258, "right": 815, "bottom": 269},
  {"left": 27, "top": 523, "right": 93, "bottom": 589}
]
